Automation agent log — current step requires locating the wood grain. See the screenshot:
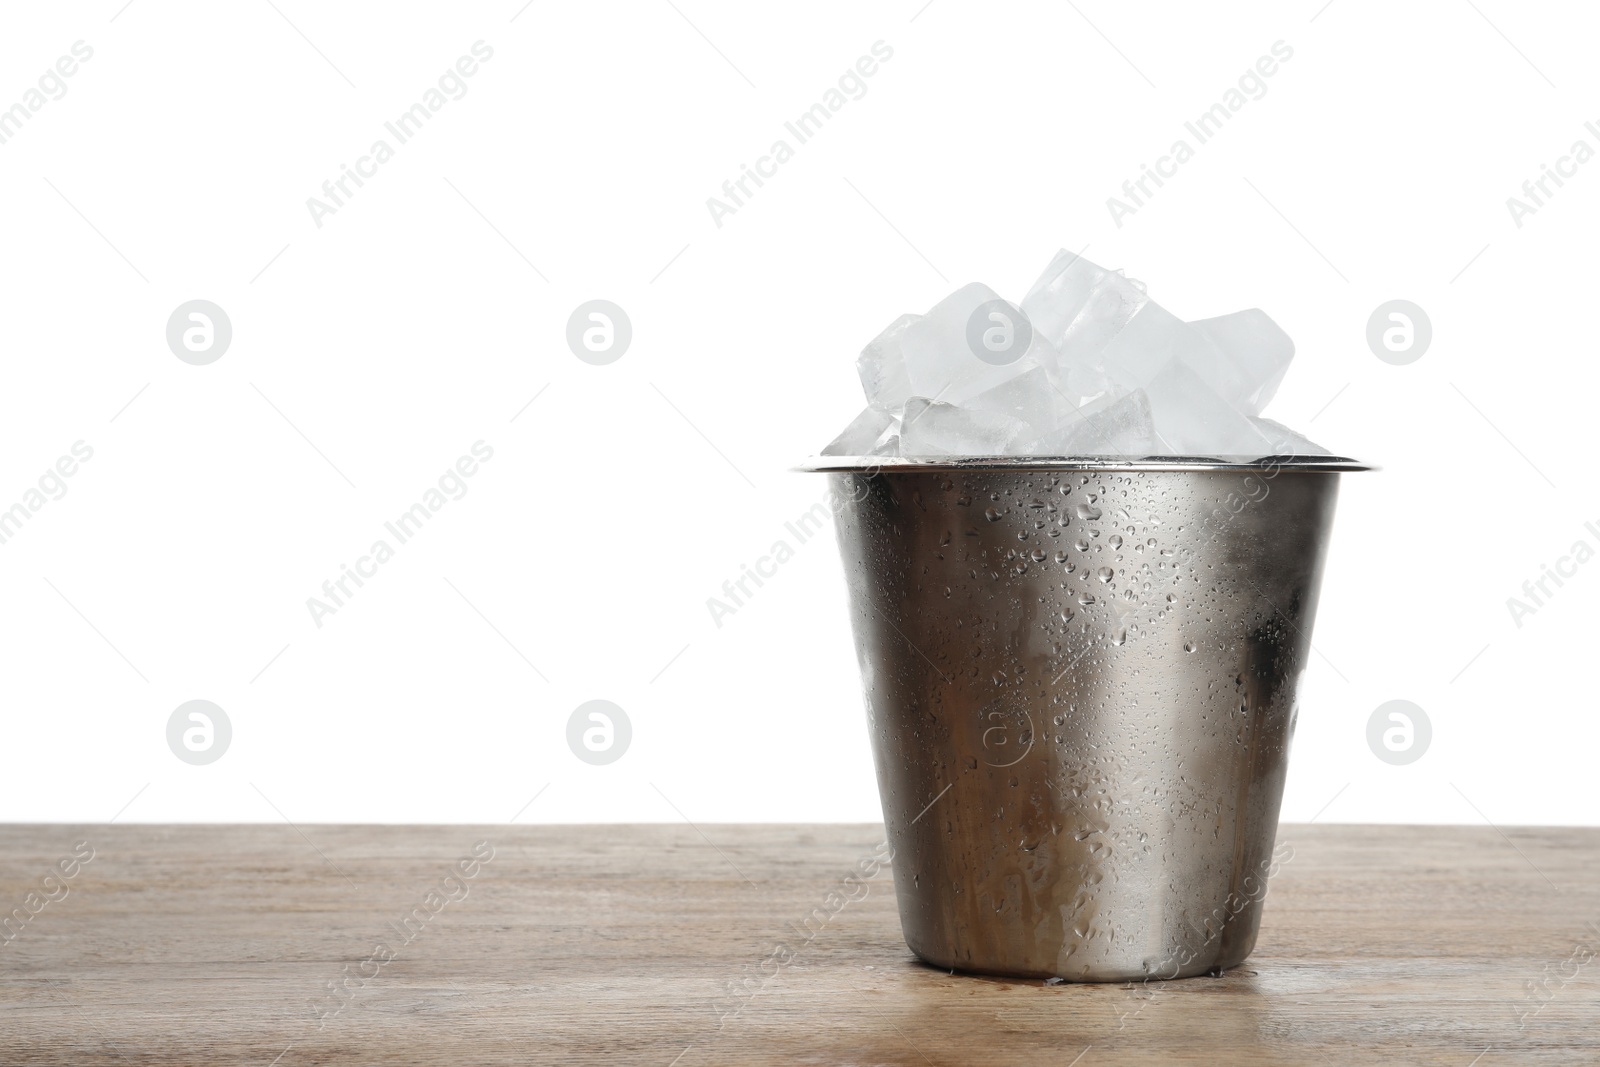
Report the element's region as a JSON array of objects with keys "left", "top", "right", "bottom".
[{"left": 1, "top": 823, "right": 1597, "bottom": 1065}]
